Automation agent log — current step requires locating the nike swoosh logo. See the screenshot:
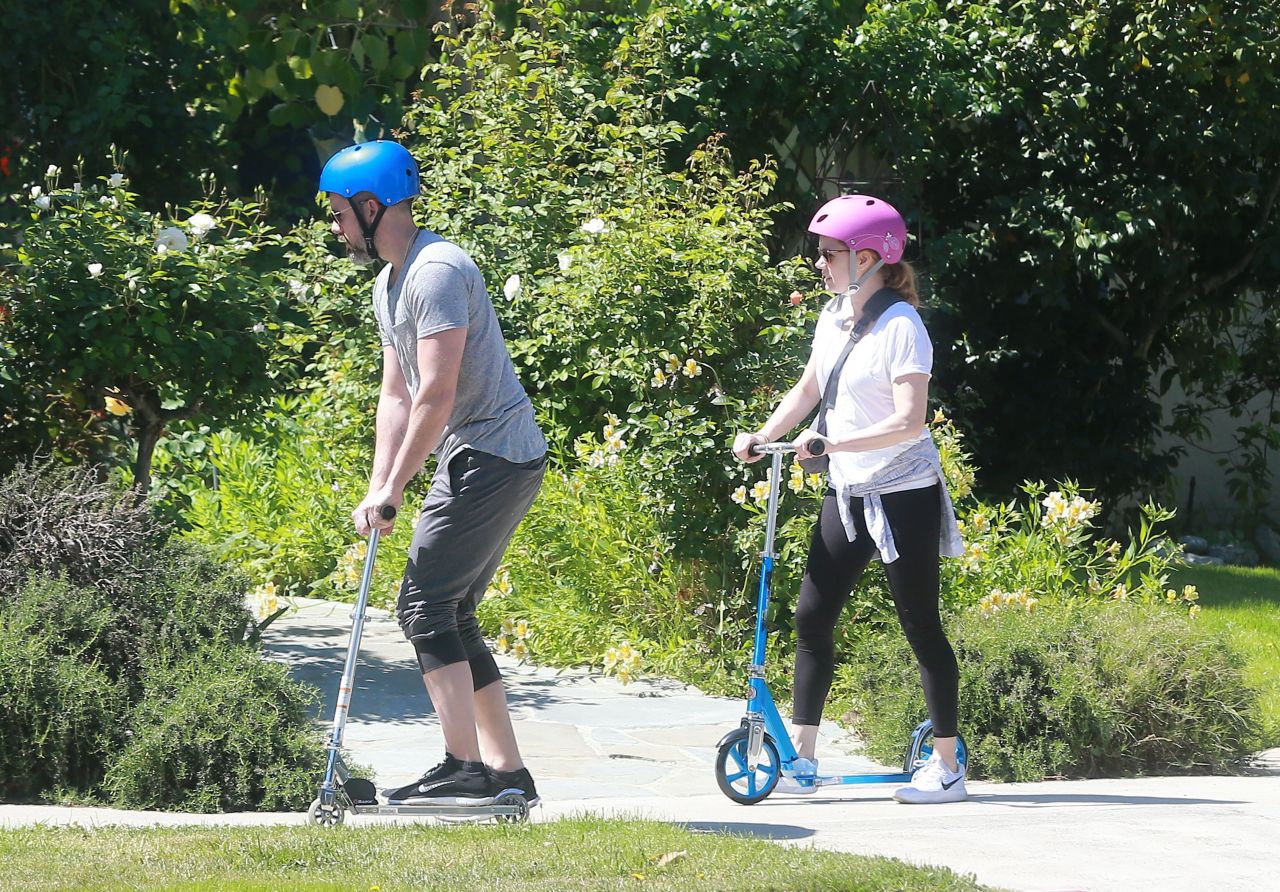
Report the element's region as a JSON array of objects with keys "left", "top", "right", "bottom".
[{"left": 941, "top": 776, "right": 963, "bottom": 790}]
